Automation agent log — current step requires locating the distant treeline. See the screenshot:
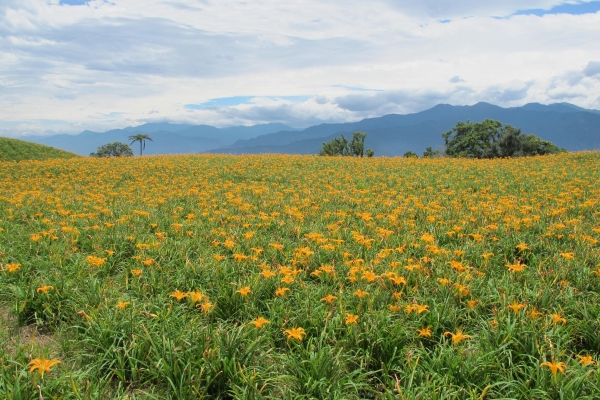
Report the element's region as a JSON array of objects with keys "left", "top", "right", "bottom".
[{"left": 321, "top": 119, "right": 565, "bottom": 159}]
